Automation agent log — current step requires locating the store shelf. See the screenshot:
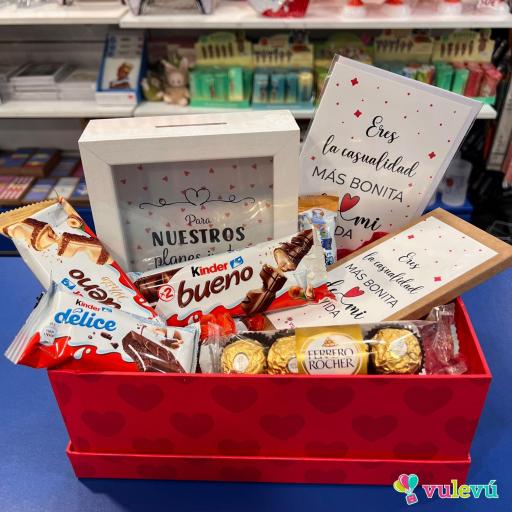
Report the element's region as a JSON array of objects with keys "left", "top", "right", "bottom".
[
  {"left": 120, "top": 1, "right": 512, "bottom": 29},
  {"left": 0, "top": 99, "right": 496, "bottom": 120},
  {"left": 134, "top": 101, "right": 497, "bottom": 120},
  {"left": 134, "top": 101, "right": 316, "bottom": 119},
  {"left": 0, "top": 2, "right": 127, "bottom": 25},
  {"left": 478, "top": 103, "right": 498, "bottom": 120},
  {"left": 0, "top": 100, "right": 135, "bottom": 118}
]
